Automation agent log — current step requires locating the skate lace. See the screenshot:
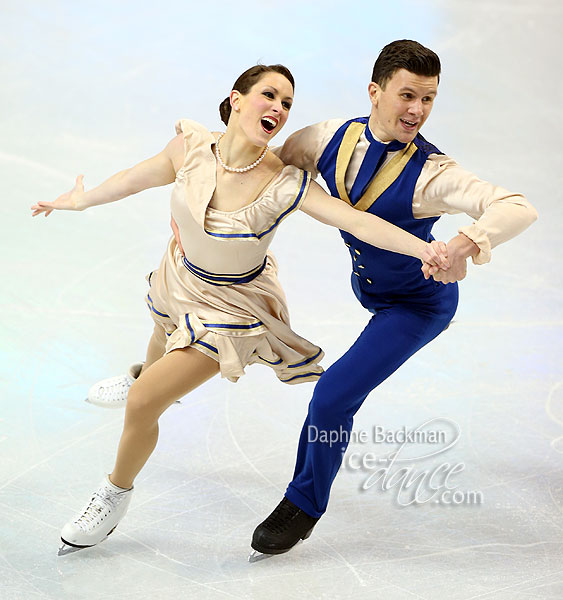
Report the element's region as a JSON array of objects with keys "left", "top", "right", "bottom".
[
  {"left": 75, "top": 488, "right": 123, "bottom": 529},
  {"left": 100, "top": 379, "right": 130, "bottom": 399},
  {"left": 264, "top": 499, "right": 300, "bottom": 534}
]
